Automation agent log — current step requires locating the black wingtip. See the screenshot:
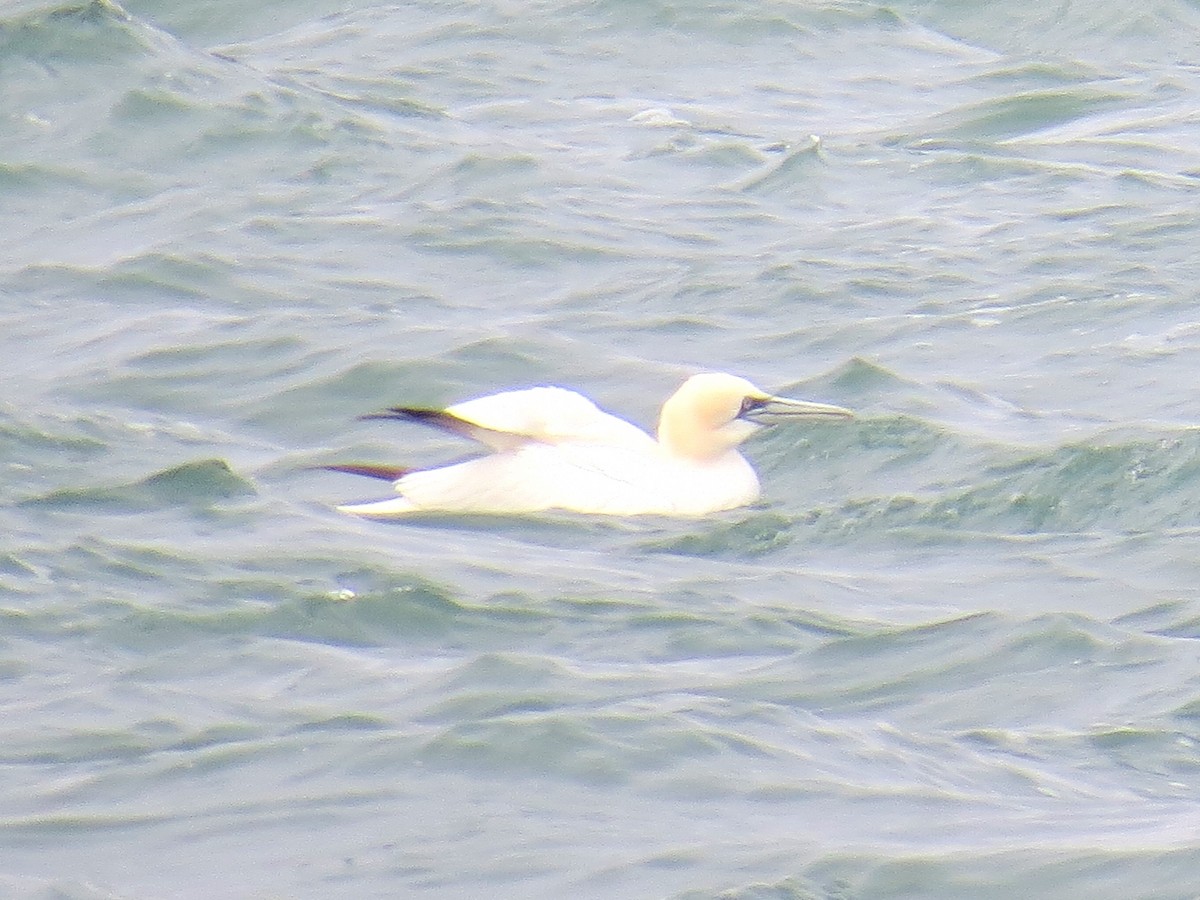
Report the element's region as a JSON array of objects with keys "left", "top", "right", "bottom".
[
  {"left": 317, "top": 463, "right": 411, "bottom": 482},
  {"left": 355, "top": 407, "right": 494, "bottom": 445},
  {"left": 358, "top": 407, "right": 446, "bottom": 424}
]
